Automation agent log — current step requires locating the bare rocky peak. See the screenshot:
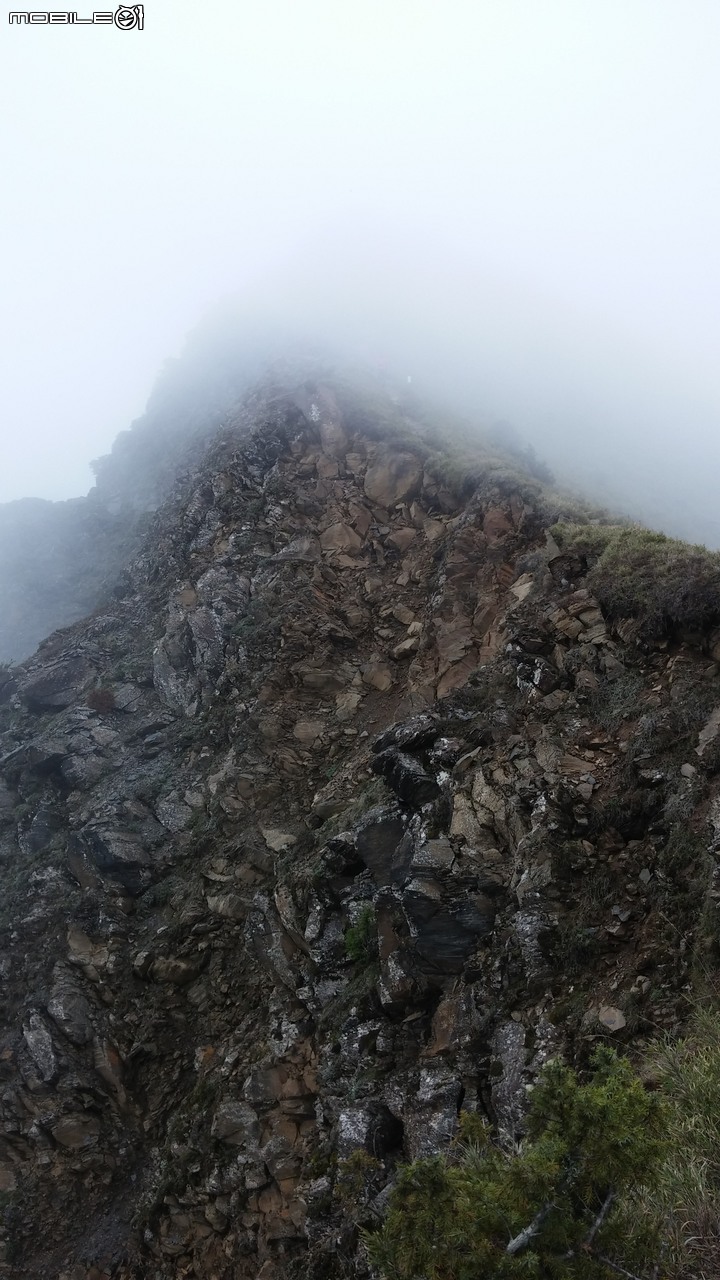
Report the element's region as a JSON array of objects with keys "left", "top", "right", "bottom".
[{"left": 0, "top": 371, "right": 718, "bottom": 1277}]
